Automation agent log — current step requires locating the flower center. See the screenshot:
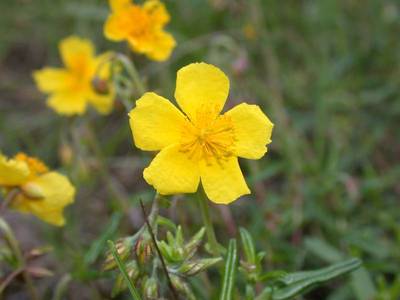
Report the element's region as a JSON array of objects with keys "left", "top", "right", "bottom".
[
  {"left": 14, "top": 153, "right": 48, "bottom": 179},
  {"left": 180, "top": 109, "right": 235, "bottom": 161},
  {"left": 126, "top": 6, "right": 152, "bottom": 38}
]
